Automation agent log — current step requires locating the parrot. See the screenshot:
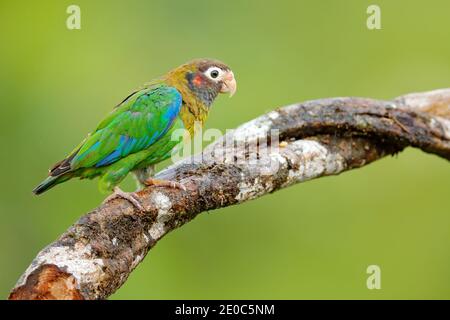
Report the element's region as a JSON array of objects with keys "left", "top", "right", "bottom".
[{"left": 33, "top": 58, "right": 237, "bottom": 210}]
